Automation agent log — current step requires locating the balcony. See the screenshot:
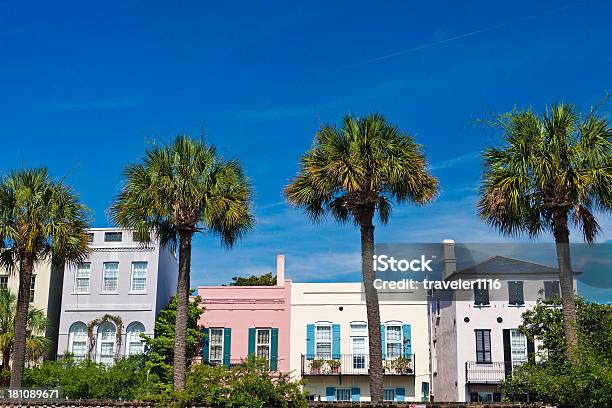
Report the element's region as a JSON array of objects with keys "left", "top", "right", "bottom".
[
  {"left": 465, "top": 361, "right": 524, "bottom": 383},
  {"left": 301, "top": 354, "right": 415, "bottom": 376}
]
